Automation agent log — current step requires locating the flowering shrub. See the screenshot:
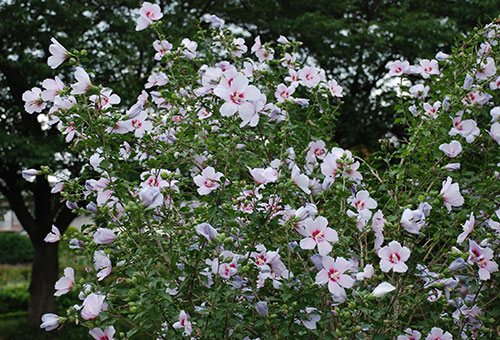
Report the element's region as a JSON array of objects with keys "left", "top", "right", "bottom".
[{"left": 24, "top": 3, "right": 500, "bottom": 339}]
